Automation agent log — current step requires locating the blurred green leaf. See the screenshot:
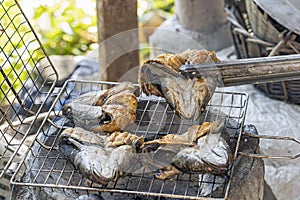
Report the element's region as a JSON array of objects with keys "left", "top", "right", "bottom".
[{"left": 32, "top": 0, "right": 97, "bottom": 56}]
